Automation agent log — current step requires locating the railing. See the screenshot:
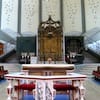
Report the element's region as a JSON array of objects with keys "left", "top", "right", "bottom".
[{"left": 5, "top": 72, "right": 87, "bottom": 100}]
